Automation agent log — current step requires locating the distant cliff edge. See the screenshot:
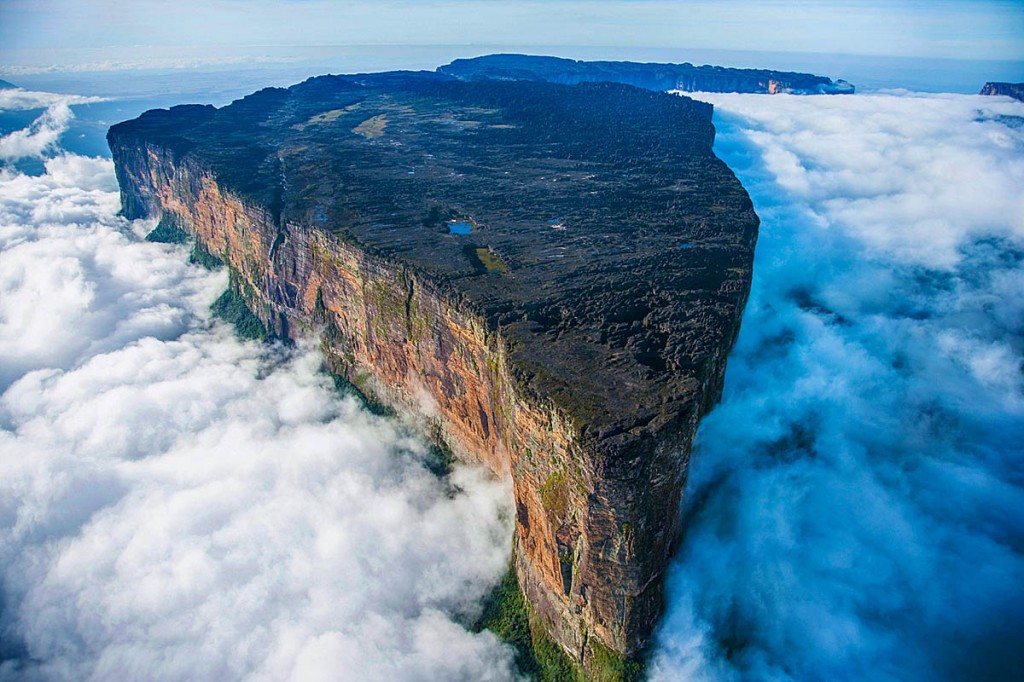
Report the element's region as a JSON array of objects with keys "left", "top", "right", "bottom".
[
  {"left": 439, "top": 53, "right": 854, "bottom": 95},
  {"left": 981, "top": 82, "right": 1024, "bottom": 102}
]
